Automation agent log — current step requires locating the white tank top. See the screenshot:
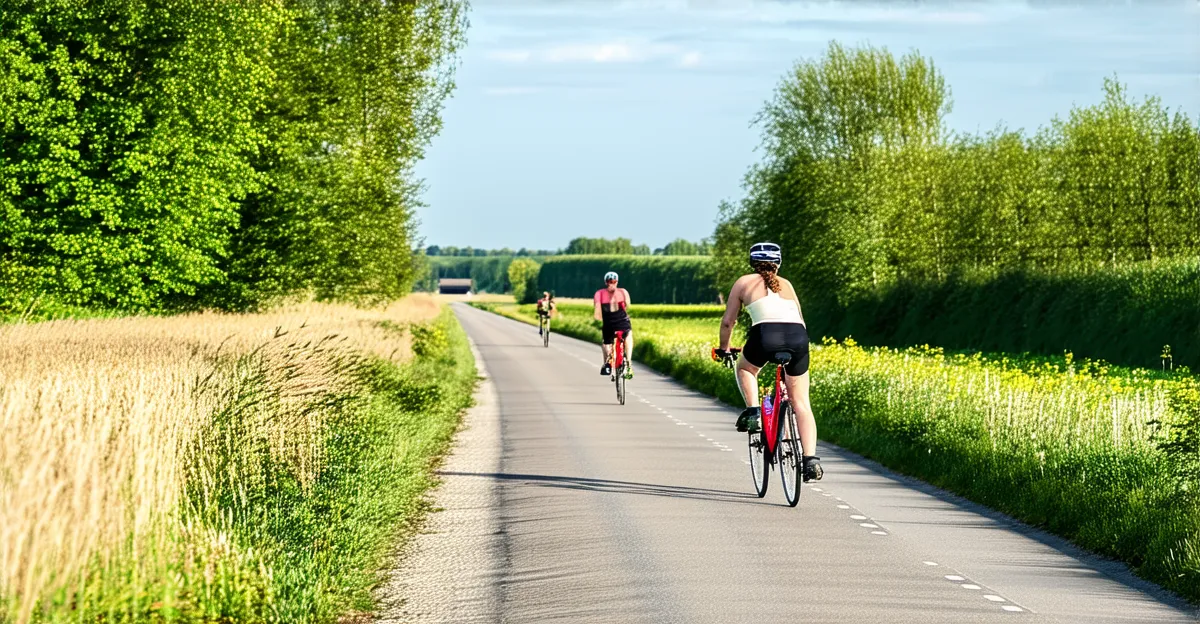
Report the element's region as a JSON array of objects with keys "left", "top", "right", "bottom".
[{"left": 746, "top": 290, "right": 803, "bottom": 325}]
